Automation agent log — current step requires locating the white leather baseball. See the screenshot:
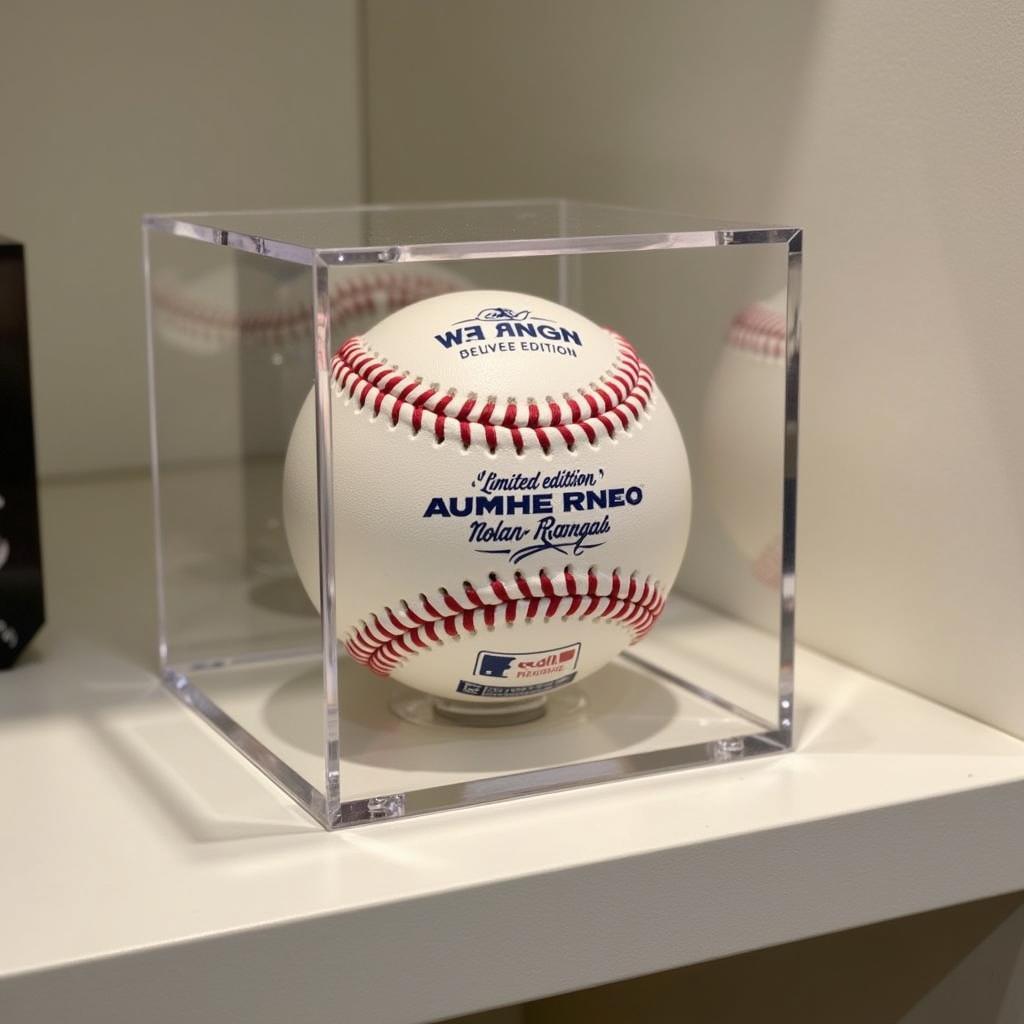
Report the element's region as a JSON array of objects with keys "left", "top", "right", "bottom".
[
  {"left": 283, "top": 289, "right": 691, "bottom": 703},
  {"left": 701, "top": 290, "right": 786, "bottom": 587}
]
